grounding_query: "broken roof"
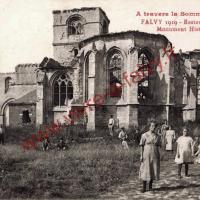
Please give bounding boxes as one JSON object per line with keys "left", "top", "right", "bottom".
{"left": 79, "top": 30, "right": 169, "bottom": 48}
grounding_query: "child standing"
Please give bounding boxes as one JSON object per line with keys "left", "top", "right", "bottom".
{"left": 175, "top": 127, "right": 193, "bottom": 178}
{"left": 118, "top": 127, "right": 129, "bottom": 150}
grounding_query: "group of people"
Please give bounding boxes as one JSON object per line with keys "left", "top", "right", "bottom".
{"left": 42, "top": 136, "right": 68, "bottom": 151}
{"left": 107, "top": 115, "right": 200, "bottom": 193}
{"left": 108, "top": 115, "right": 130, "bottom": 149}
{"left": 108, "top": 115, "right": 167, "bottom": 151}
{"left": 159, "top": 120, "right": 176, "bottom": 152}
{"left": 139, "top": 121, "right": 200, "bottom": 193}
{"left": 0, "top": 124, "right": 69, "bottom": 151}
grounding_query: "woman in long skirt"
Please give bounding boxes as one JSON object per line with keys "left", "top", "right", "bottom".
{"left": 139, "top": 121, "right": 161, "bottom": 192}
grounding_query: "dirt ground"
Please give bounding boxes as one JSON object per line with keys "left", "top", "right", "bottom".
{"left": 100, "top": 159, "right": 200, "bottom": 200}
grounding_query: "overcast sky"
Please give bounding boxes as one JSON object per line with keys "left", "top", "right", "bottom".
{"left": 0, "top": 0, "right": 199, "bottom": 72}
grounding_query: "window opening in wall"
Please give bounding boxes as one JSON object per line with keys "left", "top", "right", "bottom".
{"left": 53, "top": 74, "right": 73, "bottom": 106}
{"left": 22, "top": 109, "right": 31, "bottom": 124}
{"left": 107, "top": 51, "right": 123, "bottom": 98}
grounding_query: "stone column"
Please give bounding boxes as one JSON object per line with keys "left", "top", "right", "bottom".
{"left": 86, "top": 50, "right": 97, "bottom": 131}
{"left": 73, "top": 65, "right": 80, "bottom": 100}
{"left": 188, "top": 61, "right": 197, "bottom": 121}
{"left": 117, "top": 105, "right": 138, "bottom": 129}
{"left": 159, "top": 47, "right": 174, "bottom": 123}
{"left": 117, "top": 47, "right": 139, "bottom": 128}
{"left": 127, "top": 47, "right": 139, "bottom": 105}
{"left": 86, "top": 106, "right": 95, "bottom": 130}
{"left": 182, "top": 60, "right": 197, "bottom": 122}
{"left": 36, "top": 71, "right": 45, "bottom": 126}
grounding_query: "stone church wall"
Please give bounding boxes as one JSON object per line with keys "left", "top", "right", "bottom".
{"left": 1, "top": 7, "right": 200, "bottom": 130}
{"left": 53, "top": 8, "right": 109, "bottom": 64}
{"left": 9, "top": 104, "right": 36, "bottom": 127}
{"left": 15, "top": 64, "right": 37, "bottom": 84}
{"left": 0, "top": 65, "right": 37, "bottom": 126}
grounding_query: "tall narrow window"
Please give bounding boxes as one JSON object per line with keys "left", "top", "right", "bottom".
{"left": 85, "top": 55, "right": 89, "bottom": 101}
{"left": 137, "top": 51, "right": 153, "bottom": 102}
{"left": 107, "top": 50, "right": 123, "bottom": 98}
{"left": 54, "top": 82, "right": 59, "bottom": 106}
{"left": 5, "top": 77, "right": 12, "bottom": 93}
{"left": 53, "top": 74, "right": 73, "bottom": 106}
{"left": 60, "top": 81, "right": 66, "bottom": 105}
{"left": 67, "top": 81, "right": 73, "bottom": 100}
{"left": 69, "top": 22, "right": 76, "bottom": 35}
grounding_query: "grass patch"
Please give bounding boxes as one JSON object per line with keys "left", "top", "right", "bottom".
{"left": 3, "top": 121, "right": 195, "bottom": 199}
{"left": 0, "top": 142, "right": 139, "bottom": 199}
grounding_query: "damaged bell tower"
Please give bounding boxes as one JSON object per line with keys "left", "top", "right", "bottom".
{"left": 52, "top": 7, "right": 110, "bottom": 65}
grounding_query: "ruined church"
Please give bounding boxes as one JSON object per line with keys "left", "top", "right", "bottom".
{"left": 0, "top": 7, "right": 200, "bottom": 130}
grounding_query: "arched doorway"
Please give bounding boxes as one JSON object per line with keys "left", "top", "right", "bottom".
{"left": 1, "top": 98, "right": 15, "bottom": 126}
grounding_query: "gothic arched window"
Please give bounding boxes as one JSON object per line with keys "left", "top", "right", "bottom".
{"left": 53, "top": 74, "right": 73, "bottom": 106}
{"left": 67, "top": 16, "right": 84, "bottom": 35}
{"left": 107, "top": 50, "right": 123, "bottom": 98}
{"left": 5, "top": 77, "right": 12, "bottom": 93}
{"left": 137, "top": 51, "right": 153, "bottom": 102}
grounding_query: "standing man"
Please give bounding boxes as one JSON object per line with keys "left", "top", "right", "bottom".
{"left": 108, "top": 115, "right": 115, "bottom": 136}
{"left": 0, "top": 125, "right": 5, "bottom": 145}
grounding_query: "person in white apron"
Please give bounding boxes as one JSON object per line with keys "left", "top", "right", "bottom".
{"left": 139, "top": 122, "right": 161, "bottom": 192}
{"left": 175, "top": 127, "right": 193, "bottom": 179}
{"left": 165, "top": 125, "right": 176, "bottom": 152}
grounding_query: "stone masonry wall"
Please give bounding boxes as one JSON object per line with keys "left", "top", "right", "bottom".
{"left": 53, "top": 8, "right": 109, "bottom": 64}
{"left": 9, "top": 104, "right": 36, "bottom": 127}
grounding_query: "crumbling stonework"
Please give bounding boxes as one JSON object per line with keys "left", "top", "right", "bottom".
{"left": 0, "top": 7, "right": 200, "bottom": 130}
